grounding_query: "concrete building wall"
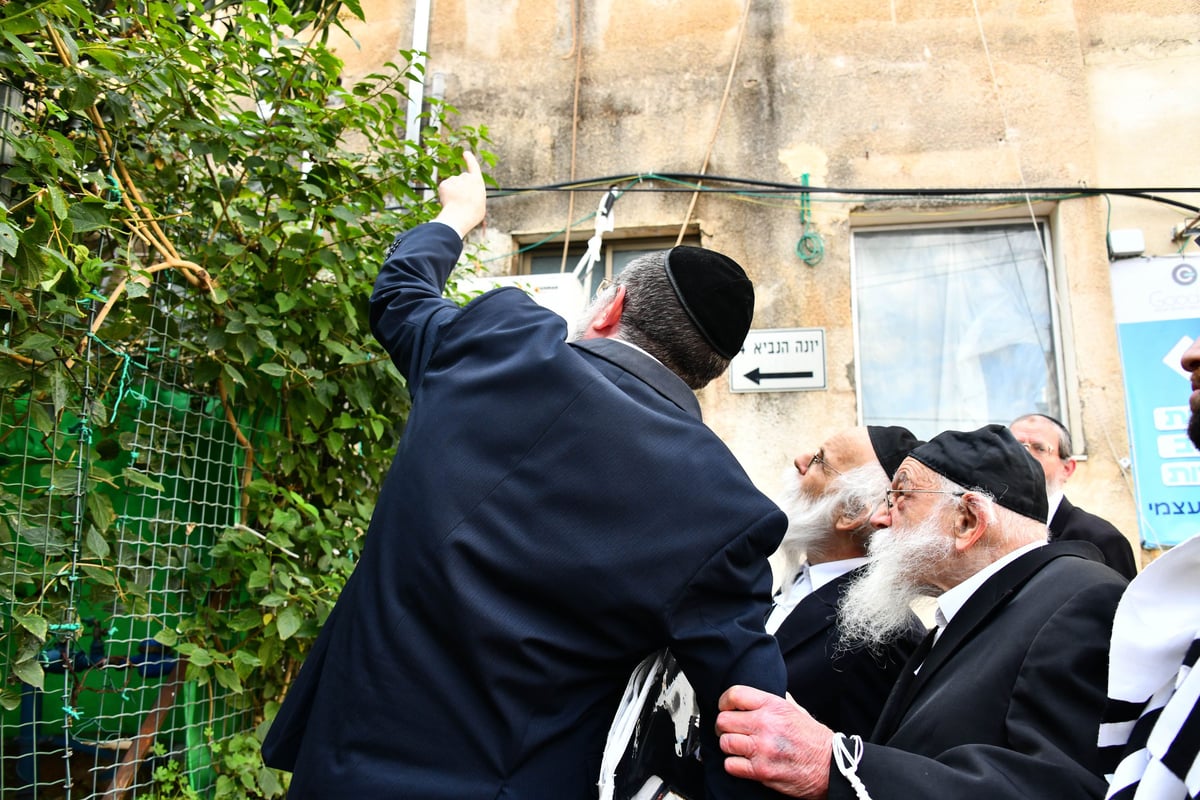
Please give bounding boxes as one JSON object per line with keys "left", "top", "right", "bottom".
{"left": 334, "top": 0, "right": 1200, "bottom": 567}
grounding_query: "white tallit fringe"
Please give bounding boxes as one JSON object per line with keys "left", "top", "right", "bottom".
{"left": 598, "top": 650, "right": 667, "bottom": 800}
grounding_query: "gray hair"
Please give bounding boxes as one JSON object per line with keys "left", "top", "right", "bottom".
{"left": 1011, "top": 413, "right": 1072, "bottom": 459}
{"left": 932, "top": 473, "right": 997, "bottom": 525}
{"left": 833, "top": 462, "right": 891, "bottom": 537}
{"left": 613, "top": 251, "right": 731, "bottom": 390}
{"left": 931, "top": 473, "right": 1047, "bottom": 550}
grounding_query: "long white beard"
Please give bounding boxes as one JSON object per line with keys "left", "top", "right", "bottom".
{"left": 775, "top": 471, "right": 843, "bottom": 557}
{"left": 837, "top": 514, "right": 954, "bottom": 650}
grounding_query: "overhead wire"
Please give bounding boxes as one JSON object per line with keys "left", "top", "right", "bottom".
{"left": 473, "top": 175, "right": 648, "bottom": 265}
{"left": 969, "top": 0, "right": 1063, "bottom": 433}
{"left": 560, "top": 0, "right": 585, "bottom": 273}
{"left": 970, "top": 0, "right": 1043, "bottom": 240}
{"left": 478, "top": 174, "right": 1199, "bottom": 212}
{"left": 675, "top": 0, "right": 753, "bottom": 247}
{"left": 968, "top": 0, "right": 1137, "bottom": 509}
{"left": 444, "top": 175, "right": 1195, "bottom": 268}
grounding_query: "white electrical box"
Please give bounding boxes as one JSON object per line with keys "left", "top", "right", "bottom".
{"left": 1107, "top": 228, "right": 1146, "bottom": 259}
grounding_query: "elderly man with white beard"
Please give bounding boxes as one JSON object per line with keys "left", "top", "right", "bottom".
{"left": 765, "top": 425, "right": 926, "bottom": 737}
{"left": 600, "top": 426, "right": 924, "bottom": 800}
{"left": 715, "top": 424, "right": 1128, "bottom": 800}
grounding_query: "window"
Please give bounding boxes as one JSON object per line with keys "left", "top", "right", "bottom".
{"left": 851, "top": 222, "right": 1063, "bottom": 441}
{"left": 524, "top": 235, "right": 699, "bottom": 299}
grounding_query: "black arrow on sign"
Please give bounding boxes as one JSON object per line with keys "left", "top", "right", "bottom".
{"left": 744, "top": 368, "right": 814, "bottom": 385}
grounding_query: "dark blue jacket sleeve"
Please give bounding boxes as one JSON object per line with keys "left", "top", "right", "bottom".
{"left": 368, "top": 221, "right": 465, "bottom": 386}
{"left": 669, "top": 505, "right": 790, "bottom": 800}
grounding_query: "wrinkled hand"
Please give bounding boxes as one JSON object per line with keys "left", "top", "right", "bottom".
{"left": 432, "top": 152, "right": 486, "bottom": 237}
{"left": 716, "top": 685, "right": 834, "bottom": 799}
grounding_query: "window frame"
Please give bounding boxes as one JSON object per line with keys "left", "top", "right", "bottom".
{"left": 848, "top": 214, "right": 1074, "bottom": 446}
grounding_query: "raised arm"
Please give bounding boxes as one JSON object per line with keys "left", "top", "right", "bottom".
{"left": 368, "top": 153, "right": 487, "bottom": 382}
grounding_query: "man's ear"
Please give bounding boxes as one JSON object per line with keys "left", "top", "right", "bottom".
{"left": 834, "top": 507, "right": 869, "bottom": 534}
{"left": 582, "top": 285, "right": 626, "bottom": 339}
{"left": 1061, "top": 457, "right": 1077, "bottom": 481}
{"left": 953, "top": 494, "right": 988, "bottom": 552}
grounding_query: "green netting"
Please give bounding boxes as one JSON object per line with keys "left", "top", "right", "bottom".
{"left": 2, "top": 270, "right": 263, "bottom": 798}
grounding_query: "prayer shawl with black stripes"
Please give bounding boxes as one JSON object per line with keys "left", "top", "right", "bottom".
{"left": 1099, "top": 534, "right": 1200, "bottom": 799}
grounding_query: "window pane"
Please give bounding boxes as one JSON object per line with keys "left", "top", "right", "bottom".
{"left": 530, "top": 250, "right": 606, "bottom": 297}
{"left": 525, "top": 237, "right": 699, "bottom": 299}
{"left": 854, "top": 224, "right": 1059, "bottom": 441}
{"left": 529, "top": 245, "right": 663, "bottom": 298}
{"left": 610, "top": 250, "right": 643, "bottom": 275}
{"left": 530, "top": 252, "right": 584, "bottom": 274}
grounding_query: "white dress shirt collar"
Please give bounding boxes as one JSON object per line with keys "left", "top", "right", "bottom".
{"left": 766, "top": 556, "right": 869, "bottom": 635}
{"left": 808, "top": 556, "right": 870, "bottom": 593}
{"left": 934, "top": 541, "right": 1046, "bottom": 632}
{"left": 1046, "top": 491, "right": 1064, "bottom": 524}
{"left": 607, "top": 336, "right": 663, "bottom": 365}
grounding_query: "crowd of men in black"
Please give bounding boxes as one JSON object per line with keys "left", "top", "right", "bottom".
{"left": 262, "top": 155, "right": 1198, "bottom": 800}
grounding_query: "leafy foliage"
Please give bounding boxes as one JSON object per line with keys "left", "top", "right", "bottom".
{"left": 1, "top": 0, "right": 489, "bottom": 794}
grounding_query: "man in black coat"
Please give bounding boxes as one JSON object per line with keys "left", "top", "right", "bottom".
{"left": 767, "top": 425, "right": 926, "bottom": 736}
{"left": 604, "top": 427, "right": 924, "bottom": 799}
{"left": 715, "top": 424, "right": 1128, "bottom": 800}
{"left": 261, "top": 154, "right": 789, "bottom": 799}
{"left": 1010, "top": 413, "right": 1138, "bottom": 578}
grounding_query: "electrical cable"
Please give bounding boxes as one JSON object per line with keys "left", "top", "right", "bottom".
{"left": 478, "top": 173, "right": 1199, "bottom": 212}
{"left": 560, "top": 0, "right": 584, "bottom": 273}
{"left": 675, "top": 0, "right": 752, "bottom": 246}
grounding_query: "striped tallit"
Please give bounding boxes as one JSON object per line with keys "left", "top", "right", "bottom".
{"left": 1099, "top": 535, "right": 1200, "bottom": 800}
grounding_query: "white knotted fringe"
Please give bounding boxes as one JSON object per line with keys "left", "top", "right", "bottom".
{"left": 832, "top": 732, "right": 873, "bottom": 800}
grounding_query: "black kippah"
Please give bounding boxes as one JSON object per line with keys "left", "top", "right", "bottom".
{"left": 908, "top": 424, "right": 1048, "bottom": 522}
{"left": 867, "top": 425, "right": 923, "bottom": 479}
{"left": 662, "top": 246, "right": 755, "bottom": 359}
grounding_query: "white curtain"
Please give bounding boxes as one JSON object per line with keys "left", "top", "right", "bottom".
{"left": 854, "top": 224, "right": 1058, "bottom": 441}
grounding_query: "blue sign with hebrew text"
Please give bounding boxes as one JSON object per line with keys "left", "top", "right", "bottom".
{"left": 1110, "top": 257, "right": 1200, "bottom": 548}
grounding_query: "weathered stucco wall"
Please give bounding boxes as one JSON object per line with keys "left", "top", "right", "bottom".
{"left": 335, "top": 0, "right": 1200, "bottom": 566}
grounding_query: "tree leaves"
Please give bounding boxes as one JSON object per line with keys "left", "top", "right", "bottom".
{"left": 1, "top": 1, "right": 490, "bottom": 792}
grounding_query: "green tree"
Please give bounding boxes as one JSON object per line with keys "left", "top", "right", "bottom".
{"left": 0, "top": 0, "right": 489, "bottom": 794}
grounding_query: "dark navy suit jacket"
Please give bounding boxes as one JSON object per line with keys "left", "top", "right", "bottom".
{"left": 261, "top": 222, "right": 788, "bottom": 799}
{"left": 828, "top": 542, "right": 1128, "bottom": 800}
{"left": 774, "top": 567, "right": 923, "bottom": 737}
{"left": 1050, "top": 496, "right": 1138, "bottom": 579}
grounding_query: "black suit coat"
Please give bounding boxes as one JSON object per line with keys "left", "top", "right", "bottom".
{"left": 774, "top": 567, "right": 924, "bottom": 736}
{"left": 828, "top": 541, "right": 1128, "bottom": 800}
{"left": 1050, "top": 496, "right": 1138, "bottom": 579}
{"left": 261, "top": 222, "right": 788, "bottom": 799}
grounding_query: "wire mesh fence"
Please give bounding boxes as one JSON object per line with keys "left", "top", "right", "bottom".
{"left": 2, "top": 267, "right": 260, "bottom": 799}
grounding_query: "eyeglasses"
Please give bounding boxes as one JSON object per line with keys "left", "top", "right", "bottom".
{"left": 884, "top": 488, "right": 966, "bottom": 510}
{"left": 806, "top": 452, "right": 842, "bottom": 477}
{"left": 1018, "top": 440, "right": 1058, "bottom": 458}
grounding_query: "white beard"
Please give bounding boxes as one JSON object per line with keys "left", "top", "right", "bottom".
{"left": 837, "top": 514, "right": 954, "bottom": 650}
{"left": 775, "top": 470, "right": 843, "bottom": 558}
{"left": 566, "top": 310, "right": 591, "bottom": 342}
{"left": 567, "top": 286, "right": 618, "bottom": 342}
{"left": 1044, "top": 473, "right": 1065, "bottom": 499}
